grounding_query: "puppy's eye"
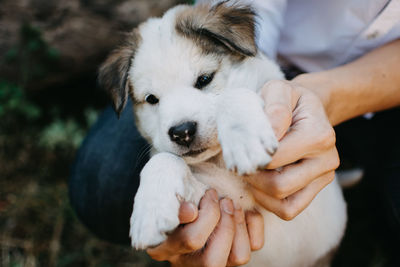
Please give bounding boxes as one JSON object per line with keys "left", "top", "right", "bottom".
{"left": 195, "top": 73, "right": 215, "bottom": 89}
{"left": 145, "top": 94, "right": 159, "bottom": 104}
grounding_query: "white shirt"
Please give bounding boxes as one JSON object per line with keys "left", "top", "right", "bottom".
{"left": 196, "top": 0, "right": 400, "bottom": 72}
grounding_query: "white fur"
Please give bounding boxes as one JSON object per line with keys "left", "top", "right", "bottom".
{"left": 217, "top": 88, "right": 278, "bottom": 175}
{"left": 130, "top": 153, "right": 207, "bottom": 249}
{"left": 128, "top": 5, "right": 347, "bottom": 267}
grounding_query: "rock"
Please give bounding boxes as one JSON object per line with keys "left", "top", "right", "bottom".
{"left": 0, "top": 0, "right": 187, "bottom": 91}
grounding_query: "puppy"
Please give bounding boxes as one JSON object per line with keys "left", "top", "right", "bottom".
{"left": 99, "top": 2, "right": 347, "bottom": 266}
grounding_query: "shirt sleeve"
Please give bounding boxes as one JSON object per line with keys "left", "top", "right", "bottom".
{"left": 195, "top": 0, "right": 287, "bottom": 59}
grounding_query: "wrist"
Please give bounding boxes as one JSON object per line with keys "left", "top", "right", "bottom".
{"left": 292, "top": 72, "right": 338, "bottom": 125}
{"left": 291, "top": 40, "right": 400, "bottom": 126}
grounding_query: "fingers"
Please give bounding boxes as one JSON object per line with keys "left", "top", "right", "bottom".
{"left": 261, "top": 80, "right": 336, "bottom": 170}
{"left": 245, "top": 210, "right": 264, "bottom": 251}
{"left": 171, "top": 198, "right": 237, "bottom": 267}
{"left": 148, "top": 191, "right": 259, "bottom": 266}
{"left": 178, "top": 202, "right": 198, "bottom": 224}
{"left": 147, "top": 189, "right": 220, "bottom": 261}
{"left": 267, "top": 119, "right": 336, "bottom": 169}
{"left": 265, "top": 87, "right": 335, "bottom": 170}
{"left": 257, "top": 80, "right": 339, "bottom": 221}
{"left": 200, "top": 198, "right": 236, "bottom": 267}
{"left": 251, "top": 171, "right": 335, "bottom": 220}
{"left": 246, "top": 148, "right": 340, "bottom": 199}
{"left": 227, "top": 207, "right": 251, "bottom": 266}
{"left": 261, "top": 80, "right": 299, "bottom": 140}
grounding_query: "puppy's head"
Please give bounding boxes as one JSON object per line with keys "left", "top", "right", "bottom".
{"left": 99, "top": 2, "right": 257, "bottom": 163}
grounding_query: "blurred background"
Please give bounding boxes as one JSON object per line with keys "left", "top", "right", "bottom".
{"left": 0, "top": 0, "right": 398, "bottom": 266}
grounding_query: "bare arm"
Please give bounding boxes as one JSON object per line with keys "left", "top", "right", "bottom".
{"left": 294, "top": 39, "right": 400, "bottom": 126}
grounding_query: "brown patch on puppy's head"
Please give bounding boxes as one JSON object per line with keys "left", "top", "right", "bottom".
{"left": 98, "top": 30, "right": 140, "bottom": 116}
{"left": 176, "top": 1, "right": 257, "bottom": 59}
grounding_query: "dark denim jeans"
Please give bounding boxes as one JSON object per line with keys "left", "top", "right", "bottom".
{"left": 69, "top": 100, "right": 149, "bottom": 245}
{"left": 69, "top": 99, "right": 400, "bottom": 246}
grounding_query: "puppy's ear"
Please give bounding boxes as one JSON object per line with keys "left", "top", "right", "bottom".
{"left": 98, "top": 31, "right": 139, "bottom": 116}
{"left": 176, "top": 1, "right": 257, "bottom": 58}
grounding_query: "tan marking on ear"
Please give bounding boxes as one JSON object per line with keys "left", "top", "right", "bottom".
{"left": 175, "top": 2, "right": 257, "bottom": 60}
{"left": 98, "top": 29, "right": 141, "bottom": 116}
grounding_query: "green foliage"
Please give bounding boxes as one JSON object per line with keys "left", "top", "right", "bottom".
{"left": 39, "top": 119, "right": 86, "bottom": 149}
{"left": 39, "top": 109, "right": 99, "bottom": 150}
{"left": 0, "top": 23, "right": 100, "bottom": 151}
{"left": 0, "top": 80, "right": 41, "bottom": 120}
{"left": 0, "top": 23, "right": 62, "bottom": 121}
{"left": 3, "top": 23, "right": 60, "bottom": 87}
{"left": 85, "top": 108, "right": 99, "bottom": 127}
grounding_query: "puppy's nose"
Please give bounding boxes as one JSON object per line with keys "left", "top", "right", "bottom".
{"left": 168, "top": 121, "right": 197, "bottom": 147}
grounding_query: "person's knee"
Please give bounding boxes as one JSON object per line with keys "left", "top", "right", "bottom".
{"left": 69, "top": 165, "right": 133, "bottom": 245}
{"left": 67, "top": 103, "right": 148, "bottom": 245}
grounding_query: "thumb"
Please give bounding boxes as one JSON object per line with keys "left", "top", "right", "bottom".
{"left": 261, "top": 81, "right": 298, "bottom": 140}
{"left": 178, "top": 202, "right": 198, "bottom": 224}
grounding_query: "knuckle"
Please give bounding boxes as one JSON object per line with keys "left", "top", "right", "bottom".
{"left": 315, "top": 127, "right": 336, "bottom": 149}
{"left": 201, "top": 258, "right": 221, "bottom": 267}
{"left": 181, "top": 233, "right": 204, "bottom": 251}
{"left": 265, "top": 79, "right": 288, "bottom": 88}
{"left": 147, "top": 250, "right": 167, "bottom": 262}
{"left": 266, "top": 103, "right": 291, "bottom": 118}
{"left": 280, "top": 210, "right": 296, "bottom": 221}
{"left": 278, "top": 203, "right": 298, "bottom": 221}
{"left": 251, "top": 240, "right": 264, "bottom": 251}
{"left": 331, "top": 154, "right": 340, "bottom": 170}
{"left": 324, "top": 148, "right": 340, "bottom": 171}
{"left": 265, "top": 160, "right": 279, "bottom": 170}
{"left": 261, "top": 80, "right": 289, "bottom": 95}
{"left": 326, "top": 171, "right": 336, "bottom": 183}
{"left": 230, "top": 253, "right": 251, "bottom": 266}
{"left": 269, "top": 176, "right": 289, "bottom": 200}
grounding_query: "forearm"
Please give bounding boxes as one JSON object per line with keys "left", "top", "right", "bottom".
{"left": 293, "top": 39, "right": 400, "bottom": 126}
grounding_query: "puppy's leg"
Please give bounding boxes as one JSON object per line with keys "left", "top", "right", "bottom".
{"left": 130, "top": 152, "right": 207, "bottom": 249}
{"left": 217, "top": 88, "right": 278, "bottom": 175}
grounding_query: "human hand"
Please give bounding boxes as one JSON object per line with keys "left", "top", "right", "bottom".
{"left": 146, "top": 189, "right": 264, "bottom": 267}
{"left": 245, "top": 80, "right": 339, "bottom": 220}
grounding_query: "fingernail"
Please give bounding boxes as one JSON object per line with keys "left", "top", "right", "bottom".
{"left": 221, "top": 198, "right": 234, "bottom": 215}
{"left": 208, "top": 189, "right": 219, "bottom": 203}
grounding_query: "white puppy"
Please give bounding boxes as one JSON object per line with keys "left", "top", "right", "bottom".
{"left": 99, "top": 2, "right": 347, "bottom": 266}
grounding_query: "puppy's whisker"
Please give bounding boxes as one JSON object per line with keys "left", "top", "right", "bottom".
{"left": 134, "top": 144, "right": 153, "bottom": 170}
{"left": 139, "top": 144, "right": 153, "bottom": 160}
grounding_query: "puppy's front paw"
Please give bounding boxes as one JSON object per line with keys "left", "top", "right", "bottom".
{"left": 218, "top": 90, "right": 278, "bottom": 175}
{"left": 221, "top": 116, "right": 277, "bottom": 175}
{"left": 130, "top": 191, "right": 181, "bottom": 249}
{"left": 129, "top": 153, "right": 203, "bottom": 250}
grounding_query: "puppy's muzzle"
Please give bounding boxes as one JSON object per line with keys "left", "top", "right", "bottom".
{"left": 168, "top": 121, "right": 197, "bottom": 147}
